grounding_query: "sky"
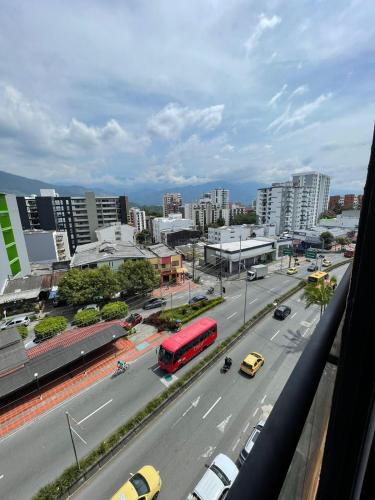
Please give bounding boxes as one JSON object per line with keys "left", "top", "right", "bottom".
{"left": 0, "top": 0, "right": 374, "bottom": 195}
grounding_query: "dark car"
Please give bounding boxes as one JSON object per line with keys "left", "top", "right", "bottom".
{"left": 307, "top": 264, "right": 318, "bottom": 272}
{"left": 122, "top": 313, "right": 143, "bottom": 330}
{"left": 188, "top": 294, "right": 208, "bottom": 305}
{"left": 143, "top": 298, "right": 167, "bottom": 310}
{"left": 274, "top": 304, "right": 292, "bottom": 320}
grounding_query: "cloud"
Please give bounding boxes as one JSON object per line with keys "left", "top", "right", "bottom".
{"left": 289, "top": 85, "right": 309, "bottom": 100}
{"left": 267, "top": 93, "right": 332, "bottom": 132}
{"left": 135, "top": 164, "right": 211, "bottom": 186}
{"left": 244, "top": 13, "right": 282, "bottom": 52}
{"left": 268, "top": 84, "right": 288, "bottom": 106}
{"left": 147, "top": 103, "right": 224, "bottom": 140}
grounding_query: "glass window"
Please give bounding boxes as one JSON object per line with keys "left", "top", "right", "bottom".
{"left": 129, "top": 473, "right": 150, "bottom": 495}
{"left": 210, "top": 464, "right": 230, "bottom": 486}
{"left": 159, "top": 347, "right": 174, "bottom": 364}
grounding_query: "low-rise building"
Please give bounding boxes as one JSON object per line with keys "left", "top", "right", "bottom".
{"left": 95, "top": 223, "right": 136, "bottom": 244}
{"left": 318, "top": 210, "right": 360, "bottom": 231}
{"left": 152, "top": 213, "right": 194, "bottom": 243}
{"left": 24, "top": 230, "right": 71, "bottom": 264}
{"left": 160, "top": 229, "right": 201, "bottom": 247}
{"left": 147, "top": 244, "right": 185, "bottom": 284}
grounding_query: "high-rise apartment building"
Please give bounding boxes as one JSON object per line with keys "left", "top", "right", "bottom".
{"left": 328, "top": 194, "right": 362, "bottom": 211}
{"left": 163, "top": 193, "right": 182, "bottom": 217}
{"left": 211, "top": 188, "right": 229, "bottom": 208}
{"left": 16, "top": 191, "right": 129, "bottom": 253}
{"left": 256, "top": 172, "right": 331, "bottom": 234}
{"left": 129, "top": 207, "right": 146, "bottom": 232}
{"left": 0, "top": 193, "right": 31, "bottom": 293}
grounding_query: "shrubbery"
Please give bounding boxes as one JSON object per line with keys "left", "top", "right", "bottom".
{"left": 17, "top": 325, "right": 28, "bottom": 339}
{"left": 73, "top": 309, "right": 100, "bottom": 327}
{"left": 34, "top": 316, "right": 67, "bottom": 340}
{"left": 101, "top": 301, "right": 128, "bottom": 320}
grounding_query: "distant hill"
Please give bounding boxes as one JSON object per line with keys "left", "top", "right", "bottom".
{"left": 0, "top": 169, "right": 263, "bottom": 204}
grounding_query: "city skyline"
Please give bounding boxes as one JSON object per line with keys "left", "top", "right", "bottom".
{"left": 0, "top": 1, "right": 373, "bottom": 194}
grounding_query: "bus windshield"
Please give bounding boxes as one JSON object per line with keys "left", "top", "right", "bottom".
{"left": 308, "top": 272, "right": 328, "bottom": 283}
{"left": 158, "top": 346, "right": 174, "bottom": 364}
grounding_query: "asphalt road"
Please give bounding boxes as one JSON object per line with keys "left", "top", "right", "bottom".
{"left": 0, "top": 257, "right": 347, "bottom": 499}
{"left": 72, "top": 263, "right": 349, "bottom": 500}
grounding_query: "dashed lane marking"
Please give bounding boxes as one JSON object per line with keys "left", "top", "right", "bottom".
{"left": 291, "top": 312, "right": 297, "bottom": 319}
{"left": 226, "top": 312, "right": 238, "bottom": 320}
{"left": 261, "top": 394, "right": 267, "bottom": 404}
{"left": 253, "top": 407, "right": 259, "bottom": 417}
{"left": 243, "top": 422, "right": 250, "bottom": 433}
{"left": 232, "top": 438, "right": 241, "bottom": 452}
{"left": 249, "top": 298, "right": 258, "bottom": 305}
{"left": 202, "top": 397, "right": 222, "bottom": 419}
{"left": 270, "top": 330, "right": 280, "bottom": 341}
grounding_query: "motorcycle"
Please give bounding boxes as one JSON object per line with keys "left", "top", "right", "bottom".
{"left": 221, "top": 357, "right": 232, "bottom": 373}
{"left": 207, "top": 287, "right": 214, "bottom": 295}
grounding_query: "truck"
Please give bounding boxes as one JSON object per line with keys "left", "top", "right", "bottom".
{"left": 247, "top": 264, "right": 268, "bottom": 281}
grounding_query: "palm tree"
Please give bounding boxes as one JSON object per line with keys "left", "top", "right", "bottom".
{"left": 303, "top": 280, "right": 335, "bottom": 317}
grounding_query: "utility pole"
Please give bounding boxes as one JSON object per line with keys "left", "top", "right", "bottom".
{"left": 243, "top": 276, "right": 248, "bottom": 325}
{"left": 65, "top": 412, "right": 80, "bottom": 470}
{"left": 170, "top": 293, "right": 173, "bottom": 310}
{"left": 238, "top": 235, "right": 242, "bottom": 280}
{"left": 188, "top": 280, "right": 191, "bottom": 304}
{"left": 192, "top": 241, "right": 196, "bottom": 281}
{"left": 220, "top": 237, "right": 223, "bottom": 297}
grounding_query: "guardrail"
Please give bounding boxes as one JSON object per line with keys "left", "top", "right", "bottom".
{"left": 33, "top": 259, "right": 350, "bottom": 500}
{"left": 227, "top": 264, "right": 352, "bottom": 500}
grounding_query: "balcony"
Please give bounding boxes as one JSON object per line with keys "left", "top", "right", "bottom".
{"left": 227, "top": 128, "right": 375, "bottom": 500}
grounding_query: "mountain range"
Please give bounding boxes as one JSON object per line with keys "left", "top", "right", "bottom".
{"left": 0, "top": 169, "right": 263, "bottom": 205}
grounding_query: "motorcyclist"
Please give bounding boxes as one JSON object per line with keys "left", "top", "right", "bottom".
{"left": 117, "top": 360, "right": 127, "bottom": 371}
{"left": 224, "top": 356, "right": 232, "bottom": 369}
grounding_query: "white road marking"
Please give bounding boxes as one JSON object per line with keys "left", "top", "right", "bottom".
{"left": 301, "top": 320, "right": 312, "bottom": 328}
{"left": 261, "top": 394, "right": 267, "bottom": 404}
{"left": 202, "top": 397, "right": 222, "bottom": 419}
{"left": 226, "top": 312, "right": 238, "bottom": 320}
{"left": 71, "top": 427, "right": 87, "bottom": 445}
{"left": 270, "top": 330, "right": 280, "bottom": 341}
{"left": 252, "top": 407, "right": 259, "bottom": 417}
{"left": 217, "top": 414, "right": 232, "bottom": 433}
{"left": 249, "top": 298, "right": 258, "bottom": 305}
{"left": 160, "top": 374, "right": 179, "bottom": 387}
{"left": 302, "top": 328, "right": 310, "bottom": 338}
{"left": 201, "top": 446, "right": 216, "bottom": 459}
{"left": 77, "top": 399, "right": 113, "bottom": 425}
{"left": 313, "top": 316, "right": 320, "bottom": 323}
{"left": 270, "top": 287, "right": 275, "bottom": 292}
{"left": 232, "top": 438, "right": 241, "bottom": 452}
{"left": 291, "top": 312, "right": 297, "bottom": 319}
{"left": 243, "top": 422, "right": 250, "bottom": 433}
{"left": 0, "top": 474, "right": 4, "bottom": 480}
{"left": 231, "top": 294, "right": 242, "bottom": 300}
{"left": 172, "top": 396, "right": 201, "bottom": 428}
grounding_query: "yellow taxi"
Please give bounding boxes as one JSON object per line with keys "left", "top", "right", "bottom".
{"left": 287, "top": 267, "right": 298, "bottom": 275}
{"left": 240, "top": 352, "right": 265, "bottom": 377}
{"left": 111, "top": 465, "right": 161, "bottom": 500}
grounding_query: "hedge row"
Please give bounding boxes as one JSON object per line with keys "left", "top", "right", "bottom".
{"left": 73, "top": 309, "right": 101, "bottom": 327}
{"left": 101, "top": 301, "right": 128, "bottom": 320}
{"left": 32, "top": 284, "right": 303, "bottom": 500}
{"left": 34, "top": 316, "right": 68, "bottom": 340}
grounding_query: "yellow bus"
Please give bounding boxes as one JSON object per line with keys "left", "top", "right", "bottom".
{"left": 307, "top": 271, "right": 329, "bottom": 284}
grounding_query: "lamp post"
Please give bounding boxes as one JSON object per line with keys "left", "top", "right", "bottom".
{"left": 243, "top": 275, "right": 249, "bottom": 325}
{"left": 65, "top": 412, "right": 80, "bottom": 470}
{"left": 34, "top": 372, "right": 41, "bottom": 400}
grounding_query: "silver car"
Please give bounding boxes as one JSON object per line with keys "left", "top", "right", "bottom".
{"left": 0, "top": 315, "right": 30, "bottom": 330}
{"left": 239, "top": 419, "right": 266, "bottom": 466}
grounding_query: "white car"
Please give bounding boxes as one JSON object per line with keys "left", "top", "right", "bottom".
{"left": 0, "top": 315, "right": 30, "bottom": 330}
{"left": 239, "top": 419, "right": 266, "bottom": 466}
{"left": 186, "top": 453, "right": 238, "bottom": 500}
{"left": 77, "top": 304, "right": 99, "bottom": 313}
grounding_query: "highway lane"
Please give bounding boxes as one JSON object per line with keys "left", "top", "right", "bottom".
{"left": 73, "top": 266, "right": 349, "bottom": 500}
{"left": 0, "top": 257, "right": 347, "bottom": 499}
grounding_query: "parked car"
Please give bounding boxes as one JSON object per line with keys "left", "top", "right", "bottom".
{"left": 307, "top": 264, "right": 318, "bottom": 272}
{"left": 110, "top": 465, "right": 161, "bottom": 500}
{"left": 0, "top": 315, "right": 30, "bottom": 330}
{"left": 287, "top": 267, "right": 298, "bottom": 275}
{"left": 186, "top": 453, "right": 238, "bottom": 500}
{"left": 122, "top": 313, "right": 143, "bottom": 330}
{"left": 189, "top": 294, "right": 208, "bottom": 305}
{"left": 143, "top": 297, "right": 167, "bottom": 310}
{"left": 77, "top": 304, "right": 99, "bottom": 313}
{"left": 273, "top": 304, "right": 291, "bottom": 320}
{"left": 322, "top": 258, "right": 332, "bottom": 267}
{"left": 239, "top": 419, "right": 266, "bottom": 466}
{"left": 186, "top": 272, "right": 193, "bottom": 279}
{"left": 240, "top": 352, "right": 265, "bottom": 377}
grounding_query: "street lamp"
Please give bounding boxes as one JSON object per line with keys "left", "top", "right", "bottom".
{"left": 243, "top": 275, "right": 249, "bottom": 325}
{"left": 65, "top": 412, "right": 80, "bottom": 470}
{"left": 34, "top": 372, "right": 41, "bottom": 400}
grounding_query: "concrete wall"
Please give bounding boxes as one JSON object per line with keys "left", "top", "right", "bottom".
{"left": 24, "top": 231, "right": 57, "bottom": 263}
{"left": 85, "top": 192, "right": 99, "bottom": 242}
{"left": 6, "top": 195, "right": 31, "bottom": 276}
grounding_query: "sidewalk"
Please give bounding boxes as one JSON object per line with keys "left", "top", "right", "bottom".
{"left": 0, "top": 328, "right": 170, "bottom": 437}
{"left": 151, "top": 280, "right": 198, "bottom": 298}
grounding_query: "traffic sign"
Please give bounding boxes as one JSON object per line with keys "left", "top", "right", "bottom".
{"left": 305, "top": 250, "right": 317, "bottom": 258}
{"left": 283, "top": 247, "right": 293, "bottom": 256}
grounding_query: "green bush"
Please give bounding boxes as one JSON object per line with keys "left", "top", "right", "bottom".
{"left": 73, "top": 309, "right": 100, "bottom": 327}
{"left": 101, "top": 301, "right": 128, "bottom": 320}
{"left": 34, "top": 316, "right": 67, "bottom": 340}
{"left": 17, "top": 325, "right": 28, "bottom": 339}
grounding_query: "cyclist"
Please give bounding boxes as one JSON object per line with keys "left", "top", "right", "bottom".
{"left": 117, "top": 360, "right": 127, "bottom": 371}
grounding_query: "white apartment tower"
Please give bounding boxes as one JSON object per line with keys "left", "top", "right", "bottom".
{"left": 211, "top": 188, "right": 229, "bottom": 208}
{"left": 163, "top": 193, "right": 182, "bottom": 217}
{"left": 256, "top": 172, "right": 331, "bottom": 234}
{"left": 129, "top": 207, "right": 146, "bottom": 232}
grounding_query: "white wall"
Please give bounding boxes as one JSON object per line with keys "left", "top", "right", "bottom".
{"left": 153, "top": 215, "right": 194, "bottom": 243}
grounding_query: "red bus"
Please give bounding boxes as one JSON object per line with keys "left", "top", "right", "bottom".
{"left": 158, "top": 317, "right": 218, "bottom": 373}
{"left": 344, "top": 249, "right": 355, "bottom": 258}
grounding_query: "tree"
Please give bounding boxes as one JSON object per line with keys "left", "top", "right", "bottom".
{"left": 303, "top": 280, "right": 335, "bottom": 317}
{"left": 320, "top": 231, "right": 334, "bottom": 249}
{"left": 117, "top": 260, "right": 160, "bottom": 295}
{"left": 216, "top": 216, "right": 226, "bottom": 227}
{"left": 136, "top": 230, "right": 151, "bottom": 245}
{"left": 58, "top": 267, "right": 119, "bottom": 306}
{"left": 232, "top": 212, "right": 256, "bottom": 225}
{"left": 335, "top": 236, "right": 351, "bottom": 251}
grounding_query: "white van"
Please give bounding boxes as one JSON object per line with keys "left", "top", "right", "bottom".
{"left": 0, "top": 315, "right": 30, "bottom": 330}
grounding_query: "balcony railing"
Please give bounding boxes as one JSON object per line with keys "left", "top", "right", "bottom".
{"left": 227, "top": 265, "right": 351, "bottom": 500}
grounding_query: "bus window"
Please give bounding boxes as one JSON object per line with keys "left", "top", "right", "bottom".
{"left": 308, "top": 271, "right": 328, "bottom": 283}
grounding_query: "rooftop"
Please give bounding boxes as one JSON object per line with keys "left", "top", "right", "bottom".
{"left": 71, "top": 240, "right": 154, "bottom": 267}
{"left": 206, "top": 239, "right": 273, "bottom": 252}
{"left": 148, "top": 243, "right": 178, "bottom": 257}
